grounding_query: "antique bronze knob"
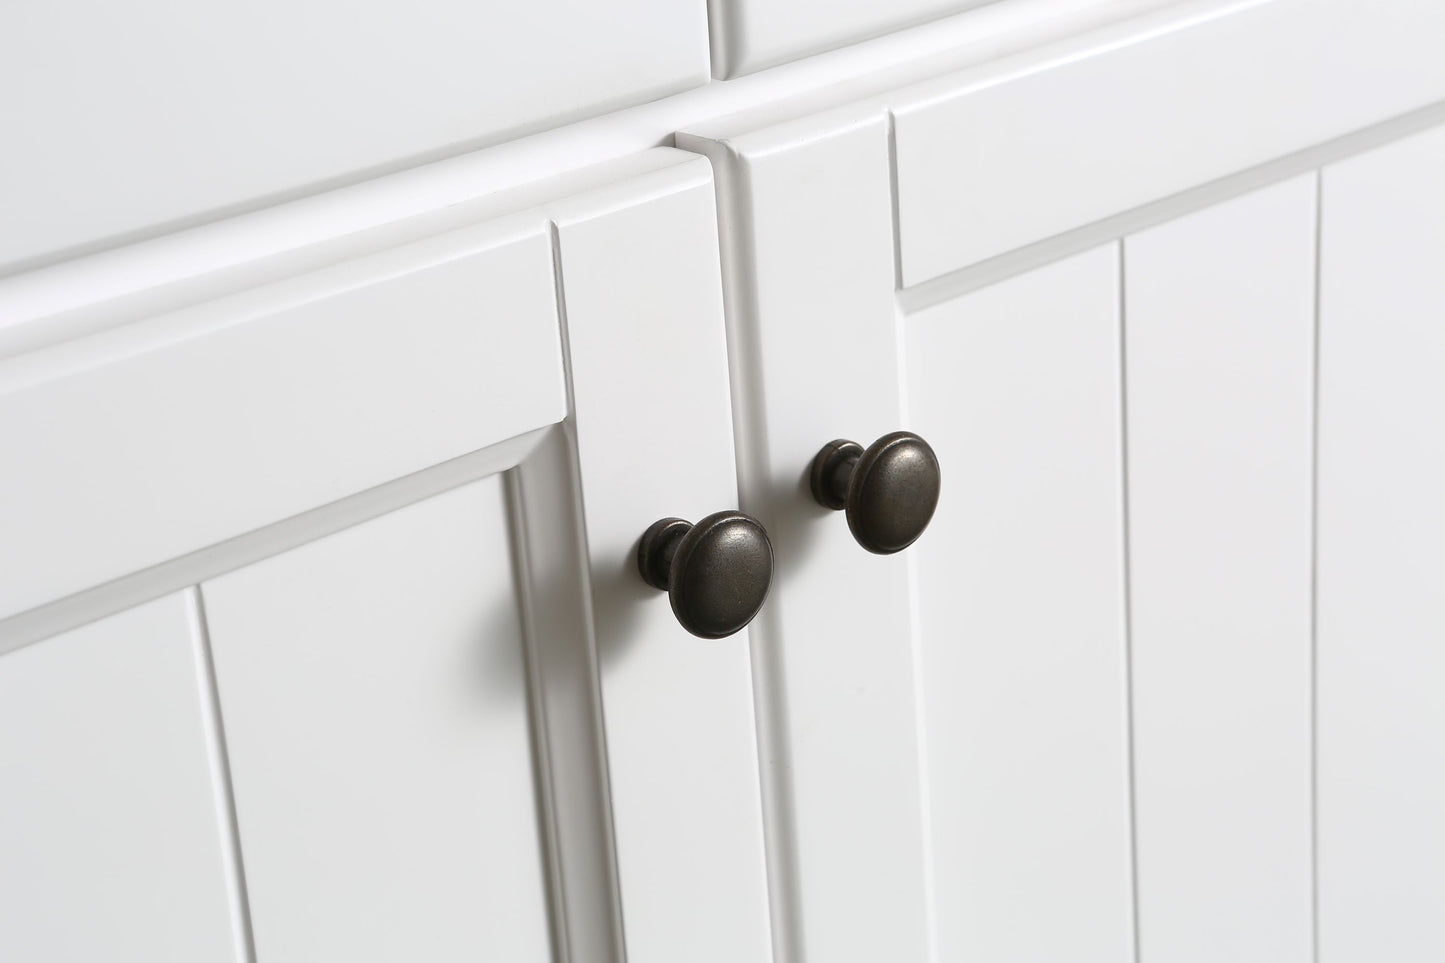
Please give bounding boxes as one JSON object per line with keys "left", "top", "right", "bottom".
{"left": 637, "top": 511, "right": 774, "bottom": 639}
{"left": 809, "top": 431, "right": 941, "bottom": 554}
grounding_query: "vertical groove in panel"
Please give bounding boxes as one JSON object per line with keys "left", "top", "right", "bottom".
{"left": 1116, "top": 239, "right": 1143, "bottom": 963}
{"left": 187, "top": 586, "right": 257, "bottom": 963}
{"left": 1307, "top": 171, "right": 1323, "bottom": 963}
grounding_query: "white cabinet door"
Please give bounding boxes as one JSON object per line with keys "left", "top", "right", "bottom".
{"left": 0, "top": 149, "right": 770, "bottom": 963}
{"left": 681, "top": 5, "right": 1445, "bottom": 958}
{"left": 0, "top": 592, "right": 246, "bottom": 962}
{"left": 1316, "top": 124, "right": 1445, "bottom": 962}
{"left": 685, "top": 114, "right": 1134, "bottom": 962}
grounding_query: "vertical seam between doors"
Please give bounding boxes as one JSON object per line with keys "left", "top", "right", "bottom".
{"left": 1308, "top": 168, "right": 1324, "bottom": 963}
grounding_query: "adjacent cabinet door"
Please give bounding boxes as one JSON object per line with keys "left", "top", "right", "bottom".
{"left": 681, "top": 42, "right": 1445, "bottom": 963}
{"left": 0, "top": 150, "right": 771, "bottom": 963}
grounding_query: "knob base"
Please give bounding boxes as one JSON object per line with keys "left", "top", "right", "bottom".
{"left": 637, "top": 517, "right": 691, "bottom": 591}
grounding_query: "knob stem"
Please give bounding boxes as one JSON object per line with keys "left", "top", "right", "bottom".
{"left": 638, "top": 517, "right": 691, "bottom": 590}
{"left": 810, "top": 439, "right": 864, "bottom": 511}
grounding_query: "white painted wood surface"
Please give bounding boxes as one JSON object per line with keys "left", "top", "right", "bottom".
{"left": 0, "top": 0, "right": 708, "bottom": 273}
{"left": 201, "top": 476, "right": 555, "bottom": 963}
{"left": 552, "top": 152, "right": 774, "bottom": 963}
{"left": 0, "top": 592, "right": 245, "bottom": 961}
{"left": 907, "top": 245, "right": 1136, "bottom": 963}
{"left": 892, "top": 0, "right": 1445, "bottom": 283}
{"left": 0, "top": 217, "right": 565, "bottom": 620}
{"left": 1317, "top": 124, "right": 1445, "bottom": 962}
{"left": 1125, "top": 177, "right": 1317, "bottom": 963}
{"left": 680, "top": 115, "right": 933, "bottom": 963}
{"left": 710, "top": 0, "right": 995, "bottom": 77}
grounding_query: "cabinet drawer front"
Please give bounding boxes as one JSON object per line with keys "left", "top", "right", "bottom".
{"left": 0, "top": 0, "right": 708, "bottom": 273}
{"left": 711, "top": 0, "right": 996, "bottom": 77}
{"left": 0, "top": 219, "right": 566, "bottom": 620}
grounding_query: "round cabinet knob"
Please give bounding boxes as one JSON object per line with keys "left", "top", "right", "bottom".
{"left": 809, "top": 430, "right": 941, "bottom": 554}
{"left": 637, "top": 511, "right": 774, "bottom": 639}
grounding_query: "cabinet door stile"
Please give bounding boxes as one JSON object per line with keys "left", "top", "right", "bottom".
{"left": 685, "top": 113, "right": 933, "bottom": 963}
{"left": 549, "top": 153, "right": 775, "bottom": 963}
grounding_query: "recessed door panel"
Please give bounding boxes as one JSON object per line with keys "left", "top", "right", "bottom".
{"left": 202, "top": 476, "right": 555, "bottom": 963}
{"left": 906, "top": 245, "right": 1135, "bottom": 963}
{"left": 0, "top": 592, "right": 245, "bottom": 962}
{"left": 1317, "top": 124, "right": 1445, "bottom": 962}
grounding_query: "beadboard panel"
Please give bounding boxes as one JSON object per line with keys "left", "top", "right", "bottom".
{"left": 202, "top": 477, "right": 554, "bottom": 963}
{"left": 0, "top": 592, "right": 245, "bottom": 962}
{"left": 1125, "top": 176, "right": 1316, "bottom": 963}
{"left": 893, "top": 0, "right": 1445, "bottom": 284}
{"left": 0, "top": 217, "right": 565, "bottom": 620}
{"left": 1317, "top": 124, "right": 1445, "bottom": 962}
{"left": 906, "top": 245, "right": 1135, "bottom": 963}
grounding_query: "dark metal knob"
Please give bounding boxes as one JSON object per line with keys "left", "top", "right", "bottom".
{"left": 637, "top": 511, "right": 774, "bottom": 639}
{"left": 809, "top": 431, "right": 941, "bottom": 554}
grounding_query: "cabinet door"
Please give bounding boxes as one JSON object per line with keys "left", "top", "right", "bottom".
{"left": 682, "top": 27, "right": 1441, "bottom": 955}
{"left": 0, "top": 149, "right": 769, "bottom": 963}
{"left": 687, "top": 114, "right": 1133, "bottom": 962}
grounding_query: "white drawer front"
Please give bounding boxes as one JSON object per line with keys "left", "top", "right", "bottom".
{"left": 0, "top": 0, "right": 709, "bottom": 273}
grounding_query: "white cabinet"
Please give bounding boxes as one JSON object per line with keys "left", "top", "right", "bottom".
{"left": 4, "top": 2, "right": 1445, "bottom": 961}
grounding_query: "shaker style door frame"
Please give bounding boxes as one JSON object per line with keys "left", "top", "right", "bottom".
{"left": 0, "top": 149, "right": 772, "bottom": 963}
